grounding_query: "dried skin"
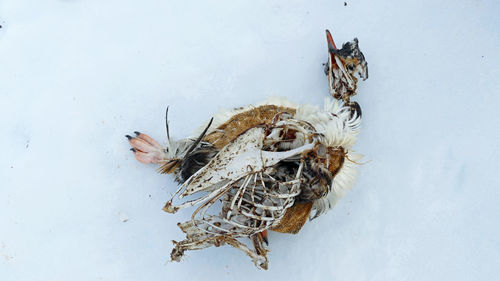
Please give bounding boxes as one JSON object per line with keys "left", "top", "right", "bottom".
{"left": 270, "top": 202, "right": 313, "bottom": 234}
{"left": 204, "top": 105, "right": 296, "bottom": 149}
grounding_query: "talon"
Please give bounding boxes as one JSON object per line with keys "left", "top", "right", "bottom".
{"left": 127, "top": 131, "right": 167, "bottom": 164}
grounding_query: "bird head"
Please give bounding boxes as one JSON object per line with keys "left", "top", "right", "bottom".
{"left": 324, "top": 29, "right": 368, "bottom": 102}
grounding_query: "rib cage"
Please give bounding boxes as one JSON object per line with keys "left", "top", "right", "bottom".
{"left": 171, "top": 168, "right": 303, "bottom": 268}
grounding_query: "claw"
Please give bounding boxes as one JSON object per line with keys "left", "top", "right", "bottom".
{"left": 127, "top": 132, "right": 167, "bottom": 164}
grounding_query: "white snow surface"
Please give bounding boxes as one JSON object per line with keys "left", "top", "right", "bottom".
{"left": 1, "top": 0, "right": 499, "bottom": 280}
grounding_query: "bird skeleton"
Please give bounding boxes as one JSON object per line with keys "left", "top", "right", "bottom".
{"left": 126, "top": 30, "right": 368, "bottom": 269}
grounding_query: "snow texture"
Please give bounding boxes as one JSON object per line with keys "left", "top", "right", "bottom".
{"left": 1, "top": 0, "right": 499, "bottom": 280}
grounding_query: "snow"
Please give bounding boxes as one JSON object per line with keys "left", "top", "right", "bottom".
{"left": 1, "top": 0, "right": 499, "bottom": 280}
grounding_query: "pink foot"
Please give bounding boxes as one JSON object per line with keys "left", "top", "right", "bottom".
{"left": 126, "top": 132, "right": 167, "bottom": 164}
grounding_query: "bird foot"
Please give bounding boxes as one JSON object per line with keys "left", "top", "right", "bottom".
{"left": 126, "top": 132, "right": 167, "bottom": 164}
